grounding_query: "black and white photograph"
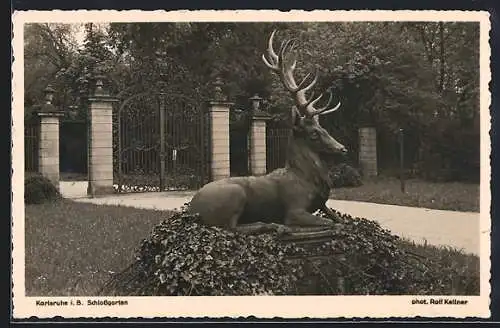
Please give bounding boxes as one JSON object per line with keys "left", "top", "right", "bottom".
{"left": 11, "top": 10, "right": 491, "bottom": 319}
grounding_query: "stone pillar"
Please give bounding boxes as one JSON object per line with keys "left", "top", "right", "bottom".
{"left": 250, "top": 112, "right": 271, "bottom": 176}
{"left": 207, "top": 77, "right": 233, "bottom": 181}
{"left": 87, "top": 76, "right": 117, "bottom": 196}
{"left": 358, "top": 127, "right": 378, "bottom": 177}
{"left": 36, "top": 85, "right": 64, "bottom": 190}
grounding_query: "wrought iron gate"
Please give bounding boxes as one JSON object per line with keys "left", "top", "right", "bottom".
{"left": 266, "top": 124, "right": 291, "bottom": 173}
{"left": 25, "top": 118, "right": 39, "bottom": 173}
{"left": 114, "top": 92, "right": 210, "bottom": 193}
{"left": 230, "top": 121, "right": 250, "bottom": 176}
{"left": 60, "top": 119, "right": 88, "bottom": 180}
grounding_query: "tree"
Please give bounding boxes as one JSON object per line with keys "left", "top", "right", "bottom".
{"left": 402, "top": 22, "right": 480, "bottom": 122}
{"left": 53, "top": 23, "right": 119, "bottom": 119}
{"left": 23, "top": 21, "right": 478, "bottom": 181}
{"left": 24, "top": 23, "right": 79, "bottom": 118}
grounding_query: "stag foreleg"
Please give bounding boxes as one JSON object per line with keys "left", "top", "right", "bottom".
{"left": 320, "top": 204, "right": 341, "bottom": 222}
{"left": 285, "top": 209, "right": 337, "bottom": 227}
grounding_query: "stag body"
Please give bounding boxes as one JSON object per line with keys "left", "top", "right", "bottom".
{"left": 189, "top": 30, "right": 346, "bottom": 229}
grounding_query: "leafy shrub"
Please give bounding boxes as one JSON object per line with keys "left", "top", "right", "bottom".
{"left": 329, "top": 163, "right": 363, "bottom": 188}
{"left": 295, "top": 211, "right": 478, "bottom": 295}
{"left": 25, "top": 173, "right": 61, "bottom": 204}
{"left": 417, "top": 119, "right": 480, "bottom": 183}
{"left": 99, "top": 206, "right": 478, "bottom": 296}
{"left": 100, "top": 209, "right": 303, "bottom": 296}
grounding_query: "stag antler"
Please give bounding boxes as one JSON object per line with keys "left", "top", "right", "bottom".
{"left": 262, "top": 30, "right": 341, "bottom": 118}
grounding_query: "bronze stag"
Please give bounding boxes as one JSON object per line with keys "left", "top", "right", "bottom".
{"left": 189, "top": 30, "right": 347, "bottom": 230}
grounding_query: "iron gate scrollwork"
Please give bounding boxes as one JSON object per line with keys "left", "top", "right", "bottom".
{"left": 266, "top": 123, "right": 291, "bottom": 173}
{"left": 114, "top": 92, "right": 209, "bottom": 193}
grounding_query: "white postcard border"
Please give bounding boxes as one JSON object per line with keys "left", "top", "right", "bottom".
{"left": 11, "top": 9, "right": 492, "bottom": 319}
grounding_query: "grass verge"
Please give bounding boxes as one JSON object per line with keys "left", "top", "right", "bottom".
{"left": 331, "top": 176, "right": 479, "bottom": 212}
{"left": 25, "top": 199, "right": 171, "bottom": 296}
{"left": 25, "top": 200, "right": 479, "bottom": 296}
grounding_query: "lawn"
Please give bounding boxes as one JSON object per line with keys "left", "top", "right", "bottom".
{"left": 25, "top": 199, "right": 479, "bottom": 296}
{"left": 25, "top": 200, "right": 171, "bottom": 296}
{"left": 331, "top": 177, "right": 480, "bottom": 212}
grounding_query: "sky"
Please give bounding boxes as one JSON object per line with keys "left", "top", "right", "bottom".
{"left": 71, "top": 23, "right": 109, "bottom": 47}
{"left": 74, "top": 25, "right": 85, "bottom": 46}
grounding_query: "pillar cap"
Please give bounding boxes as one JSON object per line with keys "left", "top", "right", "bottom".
{"left": 251, "top": 110, "right": 272, "bottom": 120}
{"left": 88, "top": 95, "right": 119, "bottom": 103}
{"left": 207, "top": 100, "right": 234, "bottom": 107}
{"left": 36, "top": 103, "right": 64, "bottom": 117}
{"left": 37, "top": 111, "right": 65, "bottom": 118}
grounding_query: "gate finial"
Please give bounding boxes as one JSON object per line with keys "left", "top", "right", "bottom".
{"left": 212, "top": 77, "right": 227, "bottom": 102}
{"left": 93, "top": 75, "right": 109, "bottom": 97}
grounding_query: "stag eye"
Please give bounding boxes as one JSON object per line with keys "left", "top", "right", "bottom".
{"left": 310, "top": 131, "right": 319, "bottom": 139}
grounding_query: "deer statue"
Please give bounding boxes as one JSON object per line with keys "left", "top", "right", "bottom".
{"left": 188, "top": 30, "right": 347, "bottom": 232}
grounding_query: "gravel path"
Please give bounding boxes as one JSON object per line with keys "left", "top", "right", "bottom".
{"left": 60, "top": 181, "right": 481, "bottom": 255}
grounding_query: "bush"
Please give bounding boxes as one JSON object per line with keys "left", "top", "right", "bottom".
{"left": 417, "top": 119, "right": 480, "bottom": 183}
{"left": 329, "top": 163, "right": 363, "bottom": 188}
{"left": 295, "top": 211, "right": 478, "bottom": 295}
{"left": 100, "top": 209, "right": 303, "bottom": 296}
{"left": 25, "top": 173, "right": 61, "bottom": 204}
{"left": 99, "top": 206, "right": 478, "bottom": 296}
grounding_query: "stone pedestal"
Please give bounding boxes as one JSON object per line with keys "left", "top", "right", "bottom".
{"left": 359, "top": 127, "right": 378, "bottom": 177}
{"left": 37, "top": 111, "right": 64, "bottom": 190}
{"left": 250, "top": 112, "right": 271, "bottom": 175}
{"left": 207, "top": 101, "right": 232, "bottom": 181}
{"left": 87, "top": 79, "right": 117, "bottom": 196}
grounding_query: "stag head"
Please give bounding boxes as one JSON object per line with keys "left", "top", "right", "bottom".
{"left": 262, "top": 30, "right": 347, "bottom": 155}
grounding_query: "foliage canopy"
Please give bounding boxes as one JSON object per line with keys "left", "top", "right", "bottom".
{"left": 23, "top": 21, "right": 480, "bottom": 181}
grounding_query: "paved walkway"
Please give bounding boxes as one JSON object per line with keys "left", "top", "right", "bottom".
{"left": 60, "top": 181, "right": 480, "bottom": 255}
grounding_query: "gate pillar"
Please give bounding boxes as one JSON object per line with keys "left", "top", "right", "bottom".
{"left": 359, "top": 127, "right": 378, "bottom": 177}
{"left": 207, "top": 77, "right": 233, "bottom": 181}
{"left": 87, "top": 76, "right": 117, "bottom": 196}
{"left": 36, "top": 85, "right": 64, "bottom": 190}
{"left": 249, "top": 97, "right": 271, "bottom": 176}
